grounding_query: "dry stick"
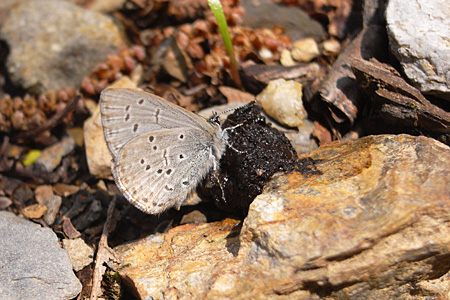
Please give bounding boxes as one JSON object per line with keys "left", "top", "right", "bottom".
{"left": 0, "top": 136, "right": 11, "bottom": 171}
{"left": 15, "top": 92, "right": 82, "bottom": 141}
{"left": 90, "top": 196, "right": 121, "bottom": 300}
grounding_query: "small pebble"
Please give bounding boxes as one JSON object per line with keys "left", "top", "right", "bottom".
{"left": 291, "top": 38, "right": 320, "bottom": 62}
{"left": 22, "top": 204, "right": 48, "bottom": 219}
{"left": 280, "top": 48, "right": 296, "bottom": 66}
{"left": 35, "top": 136, "right": 75, "bottom": 172}
{"left": 323, "top": 38, "right": 341, "bottom": 55}
{"left": 257, "top": 78, "right": 307, "bottom": 127}
{"left": 62, "top": 238, "right": 94, "bottom": 272}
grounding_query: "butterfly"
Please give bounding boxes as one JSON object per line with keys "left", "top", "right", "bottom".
{"left": 100, "top": 88, "right": 228, "bottom": 214}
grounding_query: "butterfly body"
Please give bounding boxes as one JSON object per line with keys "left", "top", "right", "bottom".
{"left": 100, "top": 88, "right": 227, "bottom": 214}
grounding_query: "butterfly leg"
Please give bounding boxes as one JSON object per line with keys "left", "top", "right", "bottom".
{"left": 223, "top": 124, "right": 246, "bottom": 154}
{"left": 208, "top": 149, "right": 227, "bottom": 203}
{"left": 209, "top": 169, "right": 226, "bottom": 203}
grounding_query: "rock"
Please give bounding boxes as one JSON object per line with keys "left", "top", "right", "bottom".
{"left": 257, "top": 78, "right": 307, "bottom": 127}
{"left": 115, "top": 218, "right": 242, "bottom": 300}
{"left": 84, "top": 102, "right": 115, "bottom": 179}
{"left": 281, "top": 119, "right": 318, "bottom": 154}
{"left": 0, "top": 0, "right": 126, "bottom": 93}
{"left": 179, "top": 210, "right": 207, "bottom": 224}
{"left": 62, "top": 238, "right": 94, "bottom": 272}
{"left": 291, "top": 38, "right": 320, "bottom": 62}
{"left": 280, "top": 49, "right": 296, "bottom": 67}
{"left": 22, "top": 203, "right": 47, "bottom": 219}
{"left": 34, "top": 184, "right": 54, "bottom": 205}
{"left": 53, "top": 183, "right": 80, "bottom": 197}
{"left": 12, "top": 184, "right": 33, "bottom": 203}
{"left": 0, "top": 195, "right": 12, "bottom": 209}
{"left": 241, "top": 0, "right": 325, "bottom": 42}
{"left": 322, "top": 38, "right": 341, "bottom": 55}
{"left": 114, "top": 134, "right": 450, "bottom": 299}
{"left": 35, "top": 136, "right": 75, "bottom": 172}
{"left": 67, "top": 127, "right": 85, "bottom": 147}
{"left": 386, "top": 0, "right": 450, "bottom": 100}
{"left": 0, "top": 211, "right": 81, "bottom": 300}
{"left": 43, "top": 195, "right": 62, "bottom": 225}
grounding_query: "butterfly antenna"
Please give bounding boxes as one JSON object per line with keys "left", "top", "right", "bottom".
{"left": 217, "top": 99, "right": 257, "bottom": 117}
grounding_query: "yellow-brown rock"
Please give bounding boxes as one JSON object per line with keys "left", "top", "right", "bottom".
{"left": 115, "top": 134, "right": 450, "bottom": 299}
{"left": 115, "top": 218, "right": 242, "bottom": 300}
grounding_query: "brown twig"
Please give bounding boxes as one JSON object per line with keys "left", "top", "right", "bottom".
{"left": 14, "top": 92, "right": 82, "bottom": 141}
{"left": 90, "top": 196, "right": 120, "bottom": 300}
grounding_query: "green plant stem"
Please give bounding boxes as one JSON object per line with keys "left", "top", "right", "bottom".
{"left": 208, "top": 0, "right": 242, "bottom": 88}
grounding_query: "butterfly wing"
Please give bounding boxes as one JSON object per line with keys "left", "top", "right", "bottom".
{"left": 100, "top": 88, "right": 214, "bottom": 157}
{"left": 113, "top": 128, "right": 217, "bottom": 214}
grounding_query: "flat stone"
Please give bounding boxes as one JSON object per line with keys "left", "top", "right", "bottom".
{"left": 0, "top": 0, "right": 125, "bottom": 93}
{"left": 62, "top": 238, "right": 94, "bottom": 272}
{"left": 0, "top": 211, "right": 81, "bottom": 300}
{"left": 43, "top": 195, "right": 62, "bottom": 225}
{"left": 241, "top": 0, "right": 325, "bottom": 42}
{"left": 22, "top": 203, "right": 47, "bottom": 219}
{"left": 386, "top": 0, "right": 450, "bottom": 100}
{"left": 115, "top": 134, "right": 450, "bottom": 299}
{"left": 35, "top": 136, "right": 75, "bottom": 172}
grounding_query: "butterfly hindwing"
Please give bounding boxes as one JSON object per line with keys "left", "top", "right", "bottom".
{"left": 113, "top": 128, "right": 217, "bottom": 214}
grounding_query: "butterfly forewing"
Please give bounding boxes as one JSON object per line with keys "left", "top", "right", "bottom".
{"left": 113, "top": 128, "right": 216, "bottom": 214}
{"left": 100, "top": 88, "right": 216, "bottom": 157}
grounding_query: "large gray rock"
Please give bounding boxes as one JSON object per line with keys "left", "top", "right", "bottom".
{"left": 0, "top": 0, "right": 126, "bottom": 94}
{"left": 241, "top": 0, "right": 325, "bottom": 42}
{"left": 386, "top": 0, "right": 450, "bottom": 100}
{"left": 0, "top": 211, "right": 81, "bottom": 300}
